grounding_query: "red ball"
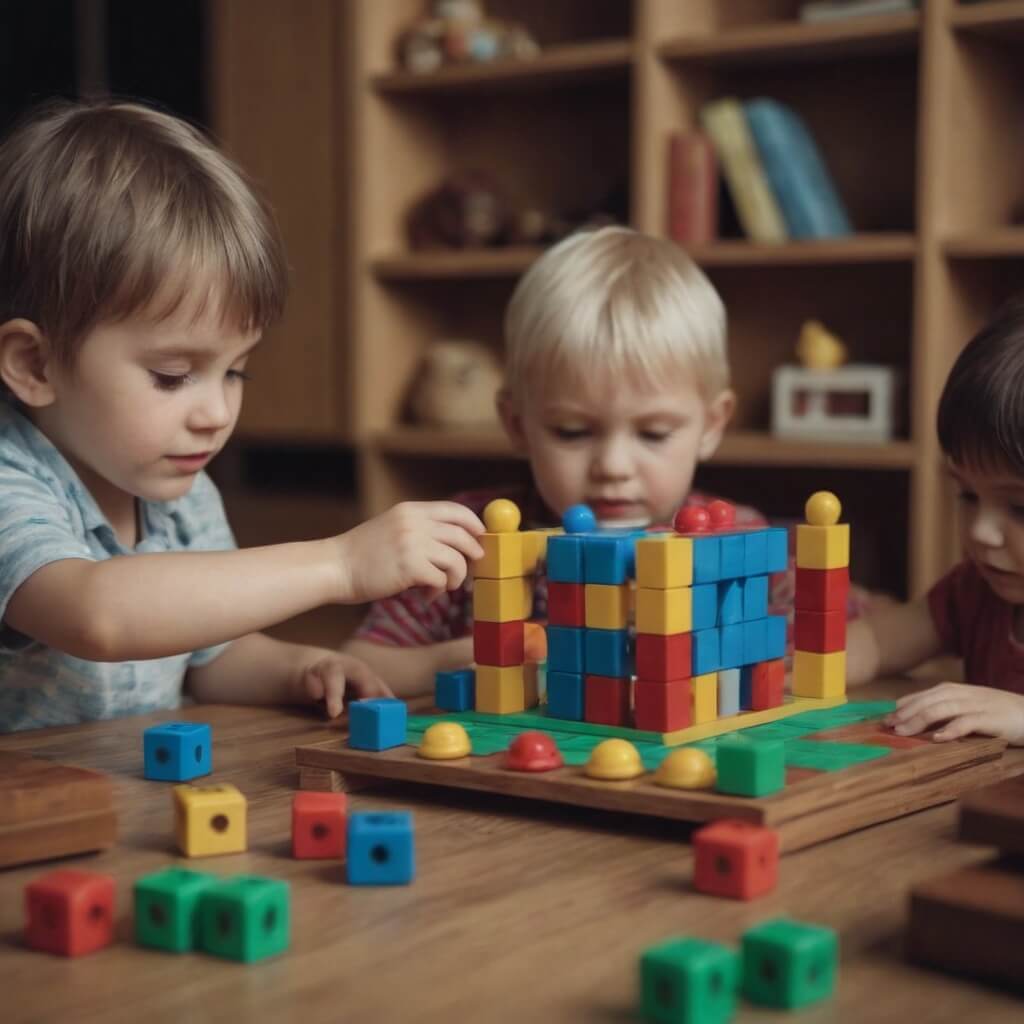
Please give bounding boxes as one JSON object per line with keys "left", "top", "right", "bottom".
{"left": 502, "top": 731, "right": 564, "bottom": 772}
{"left": 706, "top": 499, "right": 736, "bottom": 530}
{"left": 674, "top": 505, "right": 710, "bottom": 534}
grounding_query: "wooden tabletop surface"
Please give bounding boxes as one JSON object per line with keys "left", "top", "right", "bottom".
{"left": 2, "top": 680, "right": 1023, "bottom": 1024}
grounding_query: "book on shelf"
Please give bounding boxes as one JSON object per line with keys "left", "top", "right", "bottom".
{"left": 744, "top": 98, "right": 853, "bottom": 240}
{"left": 799, "top": 0, "right": 918, "bottom": 22}
{"left": 699, "top": 98, "right": 788, "bottom": 244}
{"left": 666, "top": 131, "right": 718, "bottom": 248}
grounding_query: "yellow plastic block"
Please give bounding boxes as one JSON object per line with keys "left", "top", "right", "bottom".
{"left": 636, "top": 586, "right": 692, "bottom": 635}
{"left": 692, "top": 672, "right": 718, "bottom": 724}
{"left": 795, "top": 523, "right": 850, "bottom": 570}
{"left": 522, "top": 528, "right": 562, "bottom": 575}
{"left": 635, "top": 535, "right": 693, "bottom": 589}
{"left": 792, "top": 650, "right": 847, "bottom": 699}
{"left": 585, "top": 583, "right": 630, "bottom": 630}
{"left": 476, "top": 665, "right": 528, "bottom": 714}
{"left": 473, "top": 576, "right": 532, "bottom": 622}
{"left": 173, "top": 783, "right": 247, "bottom": 857}
{"left": 475, "top": 531, "right": 524, "bottom": 579}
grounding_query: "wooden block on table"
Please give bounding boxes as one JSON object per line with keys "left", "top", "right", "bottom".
{"left": 795, "top": 523, "right": 849, "bottom": 570}
{"left": 959, "top": 776, "right": 1024, "bottom": 854}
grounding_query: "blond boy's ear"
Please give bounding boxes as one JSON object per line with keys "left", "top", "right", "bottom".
{"left": 697, "top": 388, "right": 736, "bottom": 461}
{"left": 0, "top": 319, "right": 56, "bottom": 408}
{"left": 496, "top": 386, "right": 529, "bottom": 452}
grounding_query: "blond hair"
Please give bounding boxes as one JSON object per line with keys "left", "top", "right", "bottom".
{"left": 0, "top": 100, "right": 287, "bottom": 362}
{"left": 503, "top": 226, "right": 728, "bottom": 402}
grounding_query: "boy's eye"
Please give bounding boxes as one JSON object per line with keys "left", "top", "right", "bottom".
{"left": 640, "top": 429, "right": 672, "bottom": 443}
{"left": 956, "top": 490, "right": 978, "bottom": 505}
{"left": 227, "top": 369, "right": 251, "bottom": 383}
{"left": 551, "top": 426, "right": 590, "bottom": 441}
{"left": 149, "top": 371, "right": 194, "bottom": 391}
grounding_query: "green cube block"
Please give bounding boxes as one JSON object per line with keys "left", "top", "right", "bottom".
{"left": 741, "top": 917, "right": 838, "bottom": 1009}
{"left": 640, "top": 937, "right": 740, "bottom": 1024}
{"left": 134, "top": 867, "right": 219, "bottom": 952}
{"left": 198, "top": 876, "right": 290, "bottom": 963}
{"left": 715, "top": 736, "right": 785, "bottom": 797}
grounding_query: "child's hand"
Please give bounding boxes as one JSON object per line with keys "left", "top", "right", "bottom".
{"left": 295, "top": 650, "right": 394, "bottom": 719}
{"left": 884, "top": 681, "right": 1024, "bottom": 746}
{"left": 333, "top": 501, "right": 485, "bottom": 604}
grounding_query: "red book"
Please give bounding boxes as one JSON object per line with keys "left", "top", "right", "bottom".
{"left": 667, "top": 131, "right": 718, "bottom": 247}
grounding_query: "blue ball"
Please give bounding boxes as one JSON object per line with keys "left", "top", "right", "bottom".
{"left": 562, "top": 503, "right": 596, "bottom": 534}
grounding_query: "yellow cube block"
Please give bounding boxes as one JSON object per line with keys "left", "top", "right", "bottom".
{"left": 795, "top": 523, "right": 850, "bottom": 570}
{"left": 792, "top": 650, "right": 847, "bottom": 699}
{"left": 173, "top": 783, "right": 247, "bottom": 857}
{"left": 585, "top": 583, "right": 630, "bottom": 630}
{"left": 475, "top": 531, "right": 524, "bottom": 579}
{"left": 476, "top": 664, "right": 529, "bottom": 714}
{"left": 474, "top": 576, "right": 532, "bottom": 622}
{"left": 635, "top": 535, "right": 693, "bottom": 589}
{"left": 692, "top": 672, "right": 718, "bottom": 723}
{"left": 522, "top": 528, "right": 562, "bottom": 575}
{"left": 636, "top": 586, "right": 692, "bottom": 635}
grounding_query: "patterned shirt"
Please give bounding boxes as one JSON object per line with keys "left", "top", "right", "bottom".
{"left": 0, "top": 404, "right": 236, "bottom": 732}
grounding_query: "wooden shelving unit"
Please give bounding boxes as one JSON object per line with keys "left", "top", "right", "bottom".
{"left": 211, "top": 0, "right": 1024, "bottom": 599}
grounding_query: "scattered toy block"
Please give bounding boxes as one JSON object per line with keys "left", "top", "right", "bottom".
{"left": 694, "top": 819, "right": 779, "bottom": 901}
{"left": 639, "top": 936, "right": 740, "bottom": 1024}
{"left": 347, "top": 811, "right": 415, "bottom": 886}
{"left": 143, "top": 722, "right": 212, "bottom": 782}
{"left": 292, "top": 792, "right": 348, "bottom": 859}
{"left": 435, "top": 668, "right": 475, "bottom": 711}
{"left": 174, "top": 783, "right": 247, "bottom": 857}
{"left": 134, "top": 867, "right": 218, "bottom": 952}
{"left": 348, "top": 698, "right": 408, "bottom": 751}
{"left": 741, "top": 917, "right": 838, "bottom": 1009}
{"left": 197, "top": 876, "right": 290, "bottom": 962}
{"left": 25, "top": 868, "right": 115, "bottom": 957}
{"left": 716, "top": 737, "right": 785, "bottom": 797}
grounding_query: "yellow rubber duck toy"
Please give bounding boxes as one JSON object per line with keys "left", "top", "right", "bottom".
{"left": 795, "top": 320, "right": 847, "bottom": 370}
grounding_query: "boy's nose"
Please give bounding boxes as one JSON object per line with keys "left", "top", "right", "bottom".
{"left": 189, "top": 385, "right": 233, "bottom": 432}
{"left": 969, "top": 509, "right": 1004, "bottom": 548}
{"left": 591, "top": 437, "right": 633, "bottom": 479}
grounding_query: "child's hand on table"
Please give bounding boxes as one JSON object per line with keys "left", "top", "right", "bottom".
{"left": 293, "top": 650, "right": 394, "bottom": 719}
{"left": 884, "top": 681, "right": 1024, "bottom": 746}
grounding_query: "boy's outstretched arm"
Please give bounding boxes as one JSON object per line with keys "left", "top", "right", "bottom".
{"left": 884, "top": 682, "right": 1024, "bottom": 746}
{"left": 845, "top": 595, "right": 944, "bottom": 686}
{"left": 342, "top": 635, "right": 474, "bottom": 700}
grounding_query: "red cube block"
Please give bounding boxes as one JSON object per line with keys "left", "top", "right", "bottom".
{"left": 25, "top": 869, "right": 116, "bottom": 957}
{"left": 635, "top": 632, "right": 692, "bottom": 682}
{"left": 634, "top": 678, "right": 692, "bottom": 732}
{"left": 693, "top": 819, "right": 779, "bottom": 900}
{"left": 795, "top": 566, "right": 850, "bottom": 612}
{"left": 750, "top": 658, "right": 785, "bottom": 710}
{"left": 793, "top": 608, "right": 846, "bottom": 653}
{"left": 292, "top": 791, "right": 348, "bottom": 859}
{"left": 584, "top": 675, "right": 631, "bottom": 727}
{"left": 473, "top": 619, "right": 524, "bottom": 666}
{"left": 548, "top": 582, "right": 586, "bottom": 627}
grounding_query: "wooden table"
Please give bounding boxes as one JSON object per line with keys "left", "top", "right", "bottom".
{"left": 2, "top": 681, "right": 1023, "bottom": 1024}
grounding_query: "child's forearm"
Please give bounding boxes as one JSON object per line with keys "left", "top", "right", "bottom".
{"left": 187, "top": 632, "right": 310, "bottom": 705}
{"left": 343, "top": 636, "right": 473, "bottom": 698}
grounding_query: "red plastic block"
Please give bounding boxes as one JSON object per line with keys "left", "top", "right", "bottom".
{"left": 292, "top": 791, "right": 348, "bottom": 859}
{"left": 473, "top": 619, "right": 525, "bottom": 666}
{"left": 548, "top": 582, "right": 586, "bottom": 627}
{"left": 750, "top": 658, "right": 785, "bottom": 710}
{"left": 795, "top": 566, "right": 850, "bottom": 612}
{"left": 634, "top": 678, "right": 693, "bottom": 732}
{"left": 793, "top": 608, "right": 846, "bottom": 653}
{"left": 635, "top": 632, "right": 693, "bottom": 682}
{"left": 25, "top": 869, "right": 116, "bottom": 956}
{"left": 584, "top": 675, "right": 631, "bottom": 727}
{"left": 693, "top": 819, "right": 779, "bottom": 900}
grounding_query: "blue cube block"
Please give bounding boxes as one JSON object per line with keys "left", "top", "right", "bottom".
{"left": 743, "top": 576, "right": 770, "bottom": 621}
{"left": 765, "top": 615, "right": 787, "bottom": 660}
{"left": 348, "top": 698, "right": 407, "bottom": 751}
{"left": 743, "top": 618, "right": 768, "bottom": 666}
{"left": 346, "top": 812, "right": 415, "bottom": 886}
{"left": 585, "top": 628, "right": 632, "bottom": 678}
{"left": 740, "top": 665, "right": 754, "bottom": 709}
{"left": 435, "top": 669, "right": 474, "bottom": 712}
{"left": 547, "top": 671, "right": 584, "bottom": 720}
{"left": 744, "top": 529, "right": 768, "bottom": 577}
{"left": 719, "top": 533, "right": 745, "bottom": 580}
{"left": 691, "top": 583, "right": 718, "bottom": 630}
{"left": 718, "top": 579, "right": 743, "bottom": 626}
{"left": 691, "top": 536, "right": 721, "bottom": 584}
{"left": 583, "top": 535, "right": 635, "bottom": 584}
{"left": 719, "top": 667, "right": 741, "bottom": 716}
{"left": 765, "top": 527, "right": 789, "bottom": 573}
{"left": 144, "top": 722, "right": 212, "bottom": 782}
{"left": 547, "top": 625, "right": 586, "bottom": 673}
{"left": 720, "top": 623, "right": 744, "bottom": 670}
{"left": 547, "top": 535, "right": 585, "bottom": 583}
{"left": 692, "top": 628, "right": 721, "bottom": 675}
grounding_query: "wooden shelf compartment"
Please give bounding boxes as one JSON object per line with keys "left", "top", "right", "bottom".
{"left": 944, "top": 229, "right": 1024, "bottom": 259}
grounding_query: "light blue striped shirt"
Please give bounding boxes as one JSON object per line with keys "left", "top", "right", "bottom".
{"left": 0, "top": 403, "right": 236, "bottom": 731}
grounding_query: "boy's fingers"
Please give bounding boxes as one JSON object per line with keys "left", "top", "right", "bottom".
{"left": 933, "top": 713, "right": 983, "bottom": 742}
{"left": 423, "top": 501, "right": 486, "bottom": 536}
{"left": 893, "top": 696, "right": 970, "bottom": 735}
{"left": 427, "top": 521, "right": 486, "bottom": 562}
{"left": 343, "top": 658, "right": 394, "bottom": 699}
{"left": 425, "top": 541, "right": 469, "bottom": 591}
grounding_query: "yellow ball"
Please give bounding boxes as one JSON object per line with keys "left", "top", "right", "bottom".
{"left": 805, "top": 490, "right": 841, "bottom": 527}
{"left": 584, "top": 738, "right": 645, "bottom": 781}
{"left": 653, "top": 748, "right": 716, "bottom": 790}
{"left": 483, "top": 498, "right": 522, "bottom": 534}
{"left": 418, "top": 721, "right": 472, "bottom": 760}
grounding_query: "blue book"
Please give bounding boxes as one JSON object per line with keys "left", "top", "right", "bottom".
{"left": 744, "top": 99, "right": 852, "bottom": 239}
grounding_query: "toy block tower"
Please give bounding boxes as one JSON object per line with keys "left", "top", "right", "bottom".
{"left": 792, "top": 491, "right": 848, "bottom": 699}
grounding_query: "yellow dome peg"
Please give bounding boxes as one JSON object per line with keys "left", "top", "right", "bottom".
{"left": 483, "top": 498, "right": 522, "bottom": 534}
{"left": 805, "top": 491, "right": 841, "bottom": 527}
{"left": 584, "top": 738, "right": 645, "bottom": 781}
{"left": 417, "top": 721, "right": 472, "bottom": 760}
{"left": 653, "top": 748, "right": 716, "bottom": 790}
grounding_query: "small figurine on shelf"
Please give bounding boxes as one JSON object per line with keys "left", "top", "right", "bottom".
{"left": 408, "top": 339, "right": 503, "bottom": 428}
{"left": 771, "top": 320, "right": 898, "bottom": 443}
{"left": 406, "top": 170, "right": 511, "bottom": 250}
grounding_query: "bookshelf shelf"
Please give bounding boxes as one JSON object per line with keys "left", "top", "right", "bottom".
{"left": 691, "top": 234, "right": 917, "bottom": 267}
{"left": 944, "top": 229, "right": 1024, "bottom": 258}
{"left": 950, "top": 1, "right": 1024, "bottom": 36}
{"left": 372, "top": 247, "right": 542, "bottom": 281}
{"left": 373, "top": 426, "right": 517, "bottom": 459}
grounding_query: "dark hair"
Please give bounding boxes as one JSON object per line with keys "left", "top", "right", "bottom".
{"left": 938, "top": 293, "right": 1024, "bottom": 474}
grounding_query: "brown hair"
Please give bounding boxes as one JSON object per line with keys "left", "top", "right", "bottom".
{"left": 937, "top": 292, "right": 1024, "bottom": 474}
{"left": 0, "top": 99, "right": 287, "bottom": 362}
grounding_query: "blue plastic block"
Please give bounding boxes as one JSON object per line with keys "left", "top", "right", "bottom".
{"left": 547, "top": 625, "right": 586, "bottom": 673}
{"left": 435, "top": 669, "right": 474, "bottom": 712}
{"left": 583, "top": 535, "right": 635, "bottom": 584}
{"left": 765, "top": 615, "right": 787, "bottom": 660}
{"left": 585, "top": 628, "right": 632, "bottom": 678}
{"left": 547, "top": 671, "right": 584, "bottom": 720}
{"left": 740, "top": 665, "right": 754, "bottom": 708}
{"left": 743, "top": 618, "right": 767, "bottom": 666}
{"left": 547, "top": 534, "right": 585, "bottom": 583}
{"left": 718, "top": 579, "right": 743, "bottom": 626}
{"left": 743, "top": 576, "right": 770, "bottom": 621}
{"left": 719, "top": 533, "right": 745, "bottom": 580}
{"left": 144, "top": 722, "right": 212, "bottom": 782}
{"left": 691, "top": 535, "right": 721, "bottom": 584}
{"left": 346, "top": 812, "right": 415, "bottom": 886}
{"left": 692, "top": 628, "right": 721, "bottom": 675}
{"left": 719, "top": 667, "right": 741, "bottom": 716}
{"left": 744, "top": 529, "right": 768, "bottom": 577}
{"left": 720, "top": 623, "right": 744, "bottom": 670}
{"left": 765, "top": 528, "right": 789, "bottom": 573}
{"left": 349, "top": 698, "right": 407, "bottom": 751}
{"left": 692, "top": 583, "right": 718, "bottom": 630}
